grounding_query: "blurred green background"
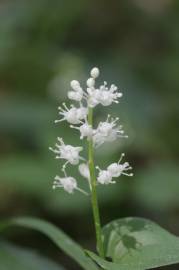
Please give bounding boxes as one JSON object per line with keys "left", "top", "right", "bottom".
{"left": 0, "top": 0, "right": 179, "bottom": 269}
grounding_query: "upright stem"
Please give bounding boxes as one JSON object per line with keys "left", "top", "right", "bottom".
{"left": 88, "top": 107, "right": 105, "bottom": 258}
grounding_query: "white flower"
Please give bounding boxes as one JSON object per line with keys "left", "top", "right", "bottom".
{"left": 68, "top": 80, "right": 83, "bottom": 102}
{"left": 79, "top": 163, "right": 90, "bottom": 180}
{"left": 93, "top": 115, "right": 128, "bottom": 147}
{"left": 86, "top": 67, "right": 101, "bottom": 108}
{"left": 96, "top": 153, "right": 133, "bottom": 185}
{"left": 68, "top": 91, "right": 83, "bottom": 102}
{"left": 109, "top": 162, "right": 133, "bottom": 177}
{"left": 107, "top": 153, "right": 133, "bottom": 177}
{"left": 90, "top": 67, "right": 100, "bottom": 78}
{"left": 96, "top": 166, "right": 114, "bottom": 185}
{"left": 55, "top": 103, "right": 87, "bottom": 124}
{"left": 87, "top": 87, "right": 101, "bottom": 107}
{"left": 53, "top": 175, "right": 77, "bottom": 193}
{"left": 79, "top": 123, "right": 93, "bottom": 139}
{"left": 53, "top": 168, "right": 88, "bottom": 195}
{"left": 86, "top": 70, "right": 123, "bottom": 107}
{"left": 87, "top": 77, "right": 95, "bottom": 88}
{"left": 70, "top": 121, "right": 93, "bottom": 139}
{"left": 76, "top": 106, "right": 88, "bottom": 119}
{"left": 98, "top": 82, "right": 123, "bottom": 106}
{"left": 49, "top": 137, "right": 84, "bottom": 167}
{"left": 70, "top": 80, "right": 81, "bottom": 91}
{"left": 79, "top": 163, "right": 91, "bottom": 191}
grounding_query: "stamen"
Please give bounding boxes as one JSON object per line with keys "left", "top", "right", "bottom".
{"left": 118, "top": 153, "right": 125, "bottom": 164}
{"left": 54, "top": 119, "right": 65, "bottom": 123}
{"left": 125, "top": 167, "right": 132, "bottom": 171}
{"left": 106, "top": 114, "right": 111, "bottom": 121}
{"left": 57, "top": 137, "right": 64, "bottom": 144}
{"left": 122, "top": 172, "right": 133, "bottom": 177}
{"left": 62, "top": 161, "right": 69, "bottom": 169}
{"left": 70, "top": 125, "right": 79, "bottom": 130}
{"left": 76, "top": 187, "right": 89, "bottom": 196}
{"left": 49, "top": 147, "right": 58, "bottom": 153}
{"left": 62, "top": 167, "right": 67, "bottom": 177}
{"left": 62, "top": 103, "right": 69, "bottom": 111}
{"left": 95, "top": 166, "right": 101, "bottom": 172}
{"left": 112, "top": 117, "right": 119, "bottom": 124}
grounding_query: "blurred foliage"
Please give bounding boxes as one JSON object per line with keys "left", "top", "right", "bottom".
{"left": 0, "top": 241, "right": 65, "bottom": 270}
{"left": 0, "top": 0, "right": 179, "bottom": 269}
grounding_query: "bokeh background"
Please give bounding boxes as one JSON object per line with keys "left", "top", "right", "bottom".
{"left": 0, "top": 0, "right": 179, "bottom": 269}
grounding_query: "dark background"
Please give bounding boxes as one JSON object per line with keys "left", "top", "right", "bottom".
{"left": 0, "top": 0, "right": 179, "bottom": 269}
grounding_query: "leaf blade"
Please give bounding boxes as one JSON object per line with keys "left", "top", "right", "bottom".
{"left": 1, "top": 217, "right": 99, "bottom": 270}
{"left": 86, "top": 250, "right": 141, "bottom": 270}
{"left": 102, "top": 217, "right": 179, "bottom": 269}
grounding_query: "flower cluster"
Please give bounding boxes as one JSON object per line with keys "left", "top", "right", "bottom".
{"left": 49, "top": 67, "right": 133, "bottom": 194}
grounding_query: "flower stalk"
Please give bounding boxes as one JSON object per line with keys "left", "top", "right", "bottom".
{"left": 88, "top": 107, "right": 105, "bottom": 258}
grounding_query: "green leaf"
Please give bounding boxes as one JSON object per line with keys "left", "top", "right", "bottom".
{"left": 86, "top": 250, "right": 140, "bottom": 270}
{"left": 1, "top": 217, "right": 99, "bottom": 270}
{"left": 102, "top": 217, "right": 179, "bottom": 269}
{"left": 0, "top": 241, "right": 65, "bottom": 270}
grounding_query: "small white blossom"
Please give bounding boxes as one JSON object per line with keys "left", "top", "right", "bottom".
{"left": 87, "top": 77, "right": 95, "bottom": 88}
{"left": 90, "top": 67, "right": 100, "bottom": 78}
{"left": 76, "top": 106, "right": 88, "bottom": 120}
{"left": 98, "top": 82, "right": 123, "bottom": 106}
{"left": 79, "top": 123, "right": 93, "bottom": 139}
{"left": 70, "top": 80, "right": 81, "bottom": 91}
{"left": 107, "top": 153, "right": 133, "bottom": 177}
{"left": 70, "top": 121, "right": 93, "bottom": 139}
{"left": 96, "top": 154, "right": 133, "bottom": 185}
{"left": 55, "top": 103, "right": 87, "bottom": 124}
{"left": 49, "top": 137, "right": 84, "bottom": 167}
{"left": 68, "top": 90, "right": 83, "bottom": 102}
{"left": 96, "top": 166, "right": 114, "bottom": 185}
{"left": 87, "top": 87, "right": 101, "bottom": 107}
{"left": 53, "top": 175, "right": 77, "bottom": 193}
{"left": 79, "top": 163, "right": 91, "bottom": 191}
{"left": 53, "top": 168, "right": 88, "bottom": 195}
{"left": 79, "top": 163, "right": 90, "bottom": 180}
{"left": 86, "top": 68, "right": 101, "bottom": 108}
{"left": 68, "top": 80, "right": 83, "bottom": 101}
{"left": 93, "top": 115, "right": 127, "bottom": 147}
{"left": 86, "top": 69, "right": 123, "bottom": 107}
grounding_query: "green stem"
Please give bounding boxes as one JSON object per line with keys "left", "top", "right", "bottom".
{"left": 88, "top": 107, "right": 105, "bottom": 258}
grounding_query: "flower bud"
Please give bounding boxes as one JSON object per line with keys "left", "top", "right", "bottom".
{"left": 70, "top": 80, "right": 80, "bottom": 91}
{"left": 90, "top": 67, "right": 100, "bottom": 78}
{"left": 68, "top": 91, "right": 83, "bottom": 102}
{"left": 79, "top": 163, "right": 90, "bottom": 179}
{"left": 87, "top": 78, "right": 95, "bottom": 88}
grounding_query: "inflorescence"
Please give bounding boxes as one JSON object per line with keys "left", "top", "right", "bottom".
{"left": 49, "top": 67, "right": 133, "bottom": 194}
